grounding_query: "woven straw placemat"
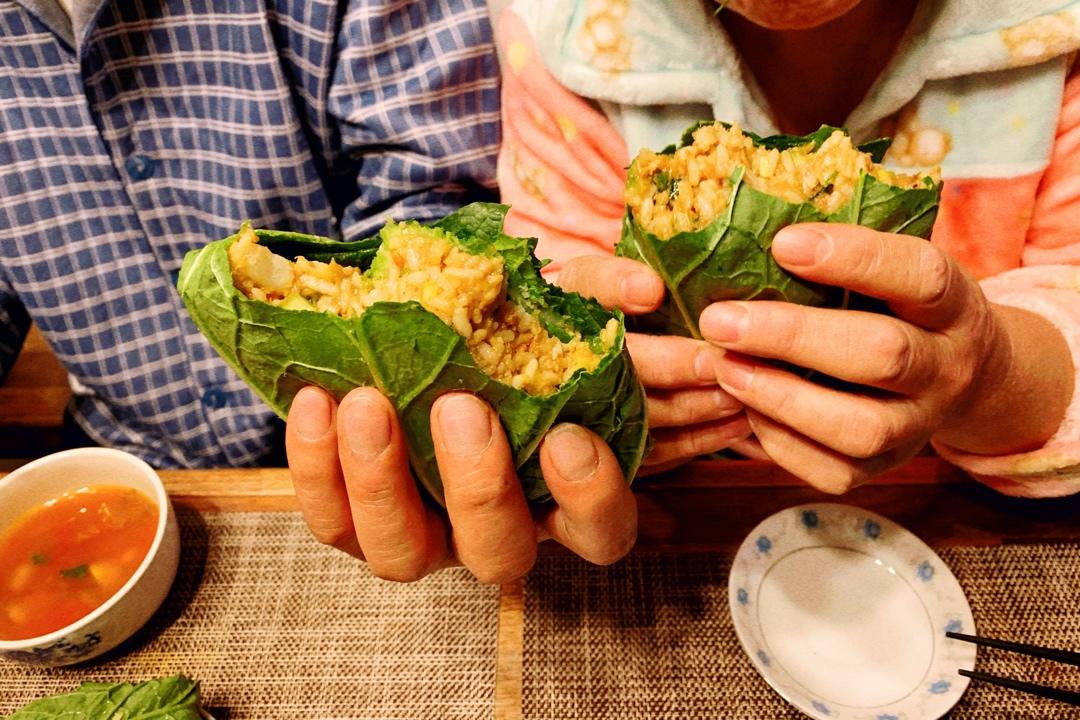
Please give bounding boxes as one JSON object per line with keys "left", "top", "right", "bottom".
{"left": 523, "top": 545, "right": 1080, "bottom": 720}
{"left": 0, "top": 510, "right": 499, "bottom": 719}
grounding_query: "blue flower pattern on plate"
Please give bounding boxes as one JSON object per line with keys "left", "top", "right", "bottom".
{"left": 731, "top": 506, "right": 971, "bottom": 720}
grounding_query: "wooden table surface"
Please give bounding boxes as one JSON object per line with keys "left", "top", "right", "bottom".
{"left": 6, "top": 458, "right": 1079, "bottom": 719}
{"left": 147, "top": 457, "right": 1080, "bottom": 720}
{"left": 157, "top": 458, "right": 1080, "bottom": 549}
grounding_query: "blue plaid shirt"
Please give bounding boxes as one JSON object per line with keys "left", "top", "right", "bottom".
{"left": 0, "top": 0, "right": 500, "bottom": 467}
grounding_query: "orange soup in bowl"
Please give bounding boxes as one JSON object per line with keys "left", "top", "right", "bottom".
{"left": 0, "top": 485, "right": 158, "bottom": 641}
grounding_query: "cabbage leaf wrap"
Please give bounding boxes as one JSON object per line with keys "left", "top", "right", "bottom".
{"left": 616, "top": 124, "right": 942, "bottom": 338}
{"left": 177, "top": 203, "right": 647, "bottom": 504}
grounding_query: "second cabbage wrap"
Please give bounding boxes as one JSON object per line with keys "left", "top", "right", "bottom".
{"left": 617, "top": 123, "right": 942, "bottom": 338}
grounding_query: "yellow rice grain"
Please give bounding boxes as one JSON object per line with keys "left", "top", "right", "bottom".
{"left": 229, "top": 224, "right": 616, "bottom": 395}
{"left": 626, "top": 124, "right": 937, "bottom": 238}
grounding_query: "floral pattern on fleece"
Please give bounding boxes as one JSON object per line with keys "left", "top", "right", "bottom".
{"left": 495, "top": 2, "right": 1080, "bottom": 496}
{"left": 497, "top": 7, "right": 628, "bottom": 272}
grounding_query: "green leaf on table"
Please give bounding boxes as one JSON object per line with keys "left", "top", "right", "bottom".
{"left": 5, "top": 675, "right": 202, "bottom": 720}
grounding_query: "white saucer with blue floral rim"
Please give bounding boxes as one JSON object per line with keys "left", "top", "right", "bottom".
{"left": 729, "top": 503, "right": 977, "bottom": 720}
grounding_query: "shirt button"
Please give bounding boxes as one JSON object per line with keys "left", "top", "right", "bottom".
{"left": 125, "top": 154, "right": 155, "bottom": 180}
{"left": 201, "top": 388, "right": 228, "bottom": 409}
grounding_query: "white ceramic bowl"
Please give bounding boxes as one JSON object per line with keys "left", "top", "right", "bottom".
{"left": 0, "top": 448, "right": 180, "bottom": 666}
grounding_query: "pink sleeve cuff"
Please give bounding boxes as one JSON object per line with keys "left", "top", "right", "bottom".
{"left": 931, "top": 265, "right": 1080, "bottom": 498}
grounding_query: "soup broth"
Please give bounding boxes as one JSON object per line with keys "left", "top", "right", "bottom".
{"left": 0, "top": 485, "right": 158, "bottom": 641}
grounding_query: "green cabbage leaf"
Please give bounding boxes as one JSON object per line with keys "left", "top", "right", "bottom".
{"left": 5, "top": 676, "right": 201, "bottom": 720}
{"left": 177, "top": 203, "right": 647, "bottom": 504}
{"left": 616, "top": 124, "right": 942, "bottom": 338}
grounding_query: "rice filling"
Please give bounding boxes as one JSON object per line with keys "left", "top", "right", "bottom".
{"left": 625, "top": 124, "right": 936, "bottom": 239}
{"left": 229, "top": 223, "right": 616, "bottom": 395}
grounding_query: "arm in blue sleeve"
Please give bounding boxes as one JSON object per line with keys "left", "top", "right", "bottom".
{"left": 0, "top": 272, "right": 30, "bottom": 384}
{"left": 327, "top": 0, "right": 501, "bottom": 239}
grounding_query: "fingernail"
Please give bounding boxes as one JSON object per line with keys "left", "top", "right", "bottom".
{"left": 343, "top": 396, "right": 392, "bottom": 460}
{"left": 773, "top": 227, "right": 830, "bottom": 266}
{"left": 712, "top": 388, "right": 741, "bottom": 413}
{"left": 700, "top": 303, "right": 748, "bottom": 344}
{"left": 716, "top": 353, "right": 757, "bottom": 392}
{"left": 293, "top": 388, "right": 332, "bottom": 441}
{"left": 547, "top": 424, "right": 600, "bottom": 482}
{"left": 693, "top": 347, "right": 725, "bottom": 383}
{"left": 620, "top": 271, "right": 662, "bottom": 310}
{"left": 437, "top": 394, "right": 493, "bottom": 457}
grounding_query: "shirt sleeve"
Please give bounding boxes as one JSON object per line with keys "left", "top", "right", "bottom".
{"left": 326, "top": 0, "right": 501, "bottom": 239}
{"left": 0, "top": 271, "right": 30, "bottom": 385}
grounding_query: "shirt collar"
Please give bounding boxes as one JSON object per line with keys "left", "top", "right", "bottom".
{"left": 14, "top": 0, "right": 109, "bottom": 53}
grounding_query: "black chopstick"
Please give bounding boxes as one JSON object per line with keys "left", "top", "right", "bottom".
{"left": 958, "top": 669, "right": 1080, "bottom": 706}
{"left": 946, "top": 631, "right": 1080, "bottom": 668}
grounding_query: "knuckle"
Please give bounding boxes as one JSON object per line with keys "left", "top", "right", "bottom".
{"left": 584, "top": 532, "right": 636, "bottom": 566}
{"left": 348, "top": 476, "right": 398, "bottom": 510}
{"left": 843, "top": 410, "right": 895, "bottom": 459}
{"left": 369, "top": 555, "right": 430, "bottom": 584}
{"left": 818, "top": 465, "right": 869, "bottom": 495}
{"left": 587, "top": 526, "right": 635, "bottom": 565}
{"left": 759, "top": 309, "right": 804, "bottom": 358}
{"left": 307, "top": 522, "right": 355, "bottom": 550}
{"left": 687, "top": 428, "right": 721, "bottom": 457}
{"left": 851, "top": 234, "right": 887, "bottom": 278}
{"left": 665, "top": 392, "right": 696, "bottom": 424}
{"left": 471, "top": 553, "right": 536, "bottom": 585}
{"left": 768, "top": 387, "right": 798, "bottom": 424}
{"left": 916, "top": 248, "right": 953, "bottom": 307}
{"left": 447, "top": 467, "right": 515, "bottom": 513}
{"left": 873, "top": 325, "right": 916, "bottom": 386}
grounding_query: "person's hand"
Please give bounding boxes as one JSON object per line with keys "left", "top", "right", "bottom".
{"left": 697, "top": 223, "right": 1073, "bottom": 494}
{"left": 284, "top": 386, "right": 637, "bottom": 583}
{"left": 557, "top": 256, "right": 751, "bottom": 474}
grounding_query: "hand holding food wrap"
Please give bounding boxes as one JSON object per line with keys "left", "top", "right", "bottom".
{"left": 177, "top": 123, "right": 943, "bottom": 509}
{"left": 617, "top": 122, "right": 941, "bottom": 338}
{"left": 178, "top": 203, "right": 647, "bottom": 507}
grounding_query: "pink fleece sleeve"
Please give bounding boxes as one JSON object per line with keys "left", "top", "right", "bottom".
{"left": 495, "top": 8, "right": 629, "bottom": 274}
{"left": 934, "top": 64, "right": 1080, "bottom": 497}
{"left": 1023, "top": 62, "right": 1080, "bottom": 266}
{"left": 931, "top": 266, "right": 1080, "bottom": 498}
